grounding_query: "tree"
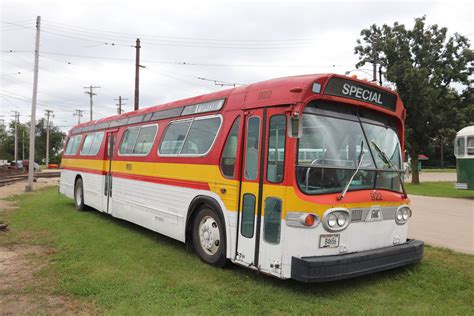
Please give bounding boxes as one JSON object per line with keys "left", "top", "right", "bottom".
{"left": 354, "top": 16, "right": 473, "bottom": 184}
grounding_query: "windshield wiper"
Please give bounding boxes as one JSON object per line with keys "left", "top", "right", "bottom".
{"left": 370, "top": 140, "right": 408, "bottom": 198}
{"left": 337, "top": 141, "right": 365, "bottom": 201}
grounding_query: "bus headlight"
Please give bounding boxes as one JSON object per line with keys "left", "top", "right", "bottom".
{"left": 323, "top": 208, "right": 351, "bottom": 232}
{"left": 395, "top": 205, "right": 411, "bottom": 225}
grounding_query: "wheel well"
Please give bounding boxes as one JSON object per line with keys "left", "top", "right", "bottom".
{"left": 185, "top": 196, "right": 226, "bottom": 247}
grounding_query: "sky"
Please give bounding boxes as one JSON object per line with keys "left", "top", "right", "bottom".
{"left": 0, "top": 0, "right": 472, "bottom": 132}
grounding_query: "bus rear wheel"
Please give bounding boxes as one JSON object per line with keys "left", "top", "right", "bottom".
{"left": 74, "top": 178, "right": 86, "bottom": 211}
{"left": 192, "top": 206, "right": 227, "bottom": 267}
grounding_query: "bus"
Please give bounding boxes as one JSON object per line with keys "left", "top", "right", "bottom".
{"left": 59, "top": 74, "right": 424, "bottom": 282}
{"left": 454, "top": 126, "right": 474, "bottom": 190}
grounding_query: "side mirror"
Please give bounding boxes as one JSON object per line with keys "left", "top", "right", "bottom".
{"left": 288, "top": 115, "right": 302, "bottom": 138}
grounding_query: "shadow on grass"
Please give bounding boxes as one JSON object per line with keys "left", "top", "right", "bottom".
{"left": 75, "top": 202, "right": 422, "bottom": 296}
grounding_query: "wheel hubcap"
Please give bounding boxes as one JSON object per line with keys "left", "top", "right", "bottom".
{"left": 76, "top": 186, "right": 82, "bottom": 205}
{"left": 198, "top": 215, "right": 220, "bottom": 255}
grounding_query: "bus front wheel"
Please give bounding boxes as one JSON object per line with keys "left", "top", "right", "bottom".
{"left": 74, "top": 178, "right": 85, "bottom": 211}
{"left": 192, "top": 206, "right": 227, "bottom": 267}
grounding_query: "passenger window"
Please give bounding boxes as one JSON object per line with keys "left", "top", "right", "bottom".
{"left": 64, "top": 135, "right": 82, "bottom": 155}
{"left": 159, "top": 121, "right": 191, "bottom": 155}
{"left": 456, "top": 137, "right": 465, "bottom": 156}
{"left": 133, "top": 125, "right": 157, "bottom": 154}
{"left": 244, "top": 117, "right": 260, "bottom": 180}
{"left": 220, "top": 117, "right": 240, "bottom": 178}
{"left": 119, "top": 127, "right": 140, "bottom": 155}
{"left": 467, "top": 137, "right": 474, "bottom": 155}
{"left": 119, "top": 125, "right": 157, "bottom": 155}
{"left": 241, "top": 194, "right": 256, "bottom": 238}
{"left": 181, "top": 117, "right": 221, "bottom": 155}
{"left": 264, "top": 197, "right": 282, "bottom": 244}
{"left": 267, "top": 115, "right": 286, "bottom": 183}
{"left": 81, "top": 132, "right": 104, "bottom": 156}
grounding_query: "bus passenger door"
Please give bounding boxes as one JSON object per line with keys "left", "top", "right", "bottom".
{"left": 104, "top": 131, "right": 117, "bottom": 214}
{"left": 236, "top": 107, "right": 286, "bottom": 277}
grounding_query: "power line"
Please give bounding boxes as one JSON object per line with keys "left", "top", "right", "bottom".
{"left": 114, "top": 96, "right": 128, "bottom": 114}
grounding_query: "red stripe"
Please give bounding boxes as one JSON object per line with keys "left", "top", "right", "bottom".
{"left": 63, "top": 166, "right": 106, "bottom": 175}
{"left": 112, "top": 172, "right": 210, "bottom": 190}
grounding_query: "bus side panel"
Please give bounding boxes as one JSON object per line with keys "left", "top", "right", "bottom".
{"left": 59, "top": 169, "right": 75, "bottom": 199}
{"left": 109, "top": 176, "right": 234, "bottom": 253}
{"left": 81, "top": 171, "right": 105, "bottom": 211}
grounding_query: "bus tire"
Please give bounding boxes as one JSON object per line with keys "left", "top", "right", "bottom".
{"left": 74, "top": 177, "right": 86, "bottom": 211}
{"left": 192, "top": 205, "right": 227, "bottom": 267}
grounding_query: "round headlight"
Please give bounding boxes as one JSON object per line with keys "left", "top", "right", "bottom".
{"left": 402, "top": 208, "right": 409, "bottom": 220}
{"left": 395, "top": 206, "right": 411, "bottom": 225}
{"left": 337, "top": 214, "right": 346, "bottom": 226}
{"left": 397, "top": 212, "right": 403, "bottom": 221}
{"left": 328, "top": 214, "right": 337, "bottom": 227}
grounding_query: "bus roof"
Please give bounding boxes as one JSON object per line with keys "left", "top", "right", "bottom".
{"left": 70, "top": 73, "right": 401, "bottom": 135}
{"left": 457, "top": 126, "right": 474, "bottom": 137}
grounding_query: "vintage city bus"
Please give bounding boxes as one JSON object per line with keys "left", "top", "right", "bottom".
{"left": 454, "top": 126, "right": 474, "bottom": 190}
{"left": 60, "top": 74, "right": 424, "bottom": 282}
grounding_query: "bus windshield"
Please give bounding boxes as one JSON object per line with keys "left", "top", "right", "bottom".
{"left": 296, "top": 109, "right": 403, "bottom": 195}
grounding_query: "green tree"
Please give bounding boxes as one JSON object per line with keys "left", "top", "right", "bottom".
{"left": 354, "top": 16, "right": 473, "bottom": 183}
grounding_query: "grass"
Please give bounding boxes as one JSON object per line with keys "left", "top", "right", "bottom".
{"left": 421, "top": 168, "right": 456, "bottom": 173}
{"left": 1, "top": 187, "right": 473, "bottom": 314}
{"left": 405, "top": 181, "right": 474, "bottom": 199}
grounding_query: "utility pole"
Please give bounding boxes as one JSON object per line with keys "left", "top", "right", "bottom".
{"left": 83, "top": 85, "right": 100, "bottom": 121}
{"left": 73, "top": 109, "right": 84, "bottom": 125}
{"left": 134, "top": 38, "right": 141, "bottom": 111}
{"left": 22, "top": 129, "right": 25, "bottom": 160}
{"left": 44, "top": 109, "right": 54, "bottom": 167}
{"left": 26, "top": 16, "right": 41, "bottom": 192}
{"left": 11, "top": 111, "right": 20, "bottom": 164}
{"left": 114, "top": 96, "right": 128, "bottom": 114}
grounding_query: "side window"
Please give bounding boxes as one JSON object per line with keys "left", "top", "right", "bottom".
{"left": 467, "top": 136, "right": 474, "bottom": 155}
{"left": 159, "top": 121, "right": 191, "bottom": 155}
{"left": 220, "top": 117, "right": 240, "bottom": 178}
{"left": 456, "top": 137, "right": 465, "bottom": 156}
{"left": 81, "top": 132, "right": 104, "bottom": 155}
{"left": 244, "top": 117, "right": 260, "bottom": 180}
{"left": 64, "top": 135, "right": 82, "bottom": 155}
{"left": 159, "top": 116, "right": 222, "bottom": 156}
{"left": 89, "top": 132, "right": 104, "bottom": 155}
{"left": 241, "top": 194, "right": 256, "bottom": 238}
{"left": 264, "top": 197, "right": 282, "bottom": 244}
{"left": 119, "top": 125, "right": 157, "bottom": 155}
{"left": 181, "top": 117, "right": 221, "bottom": 155}
{"left": 119, "top": 127, "right": 140, "bottom": 154}
{"left": 133, "top": 125, "right": 157, "bottom": 154}
{"left": 267, "top": 115, "right": 286, "bottom": 183}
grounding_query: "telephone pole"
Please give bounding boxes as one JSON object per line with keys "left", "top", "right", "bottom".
{"left": 114, "top": 96, "right": 128, "bottom": 114}
{"left": 44, "top": 110, "right": 54, "bottom": 167}
{"left": 26, "top": 16, "right": 41, "bottom": 192}
{"left": 83, "top": 85, "right": 100, "bottom": 121}
{"left": 73, "top": 109, "right": 84, "bottom": 125}
{"left": 11, "top": 111, "right": 20, "bottom": 164}
{"left": 134, "top": 38, "right": 141, "bottom": 111}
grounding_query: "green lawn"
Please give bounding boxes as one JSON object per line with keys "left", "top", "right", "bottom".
{"left": 1, "top": 187, "right": 473, "bottom": 314}
{"left": 405, "top": 181, "right": 474, "bottom": 199}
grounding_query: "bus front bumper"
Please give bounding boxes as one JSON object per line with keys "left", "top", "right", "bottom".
{"left": 291, "top": 239, "right": 424, "bottom": 282}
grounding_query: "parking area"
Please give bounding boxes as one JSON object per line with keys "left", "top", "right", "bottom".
{"left": 408, "top": 194, "right": 474, "bottom": 254}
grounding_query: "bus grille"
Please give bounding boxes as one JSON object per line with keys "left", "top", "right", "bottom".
{"left": 351, "top": 209, "right": 363, "bottom": 222}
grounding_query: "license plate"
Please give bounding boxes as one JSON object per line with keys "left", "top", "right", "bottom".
{"left": 319, "top": 234, "right": 340, "bottom": 248}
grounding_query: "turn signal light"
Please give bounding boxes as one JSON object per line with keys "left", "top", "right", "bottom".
{"left": 304, "top": 214, "right": 316, "bottom": 226}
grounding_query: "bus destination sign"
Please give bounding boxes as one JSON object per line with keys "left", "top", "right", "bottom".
{"left": 324, "top": 77, "right": 397, "bottom": 111}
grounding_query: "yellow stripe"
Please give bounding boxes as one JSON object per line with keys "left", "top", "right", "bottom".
{"left": 62, "top": 158, "right": 406, "bottom": 216}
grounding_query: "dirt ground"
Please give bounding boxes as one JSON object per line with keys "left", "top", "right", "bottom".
{"left": 0, "top": 178, "right": 96, "bottom": 315}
